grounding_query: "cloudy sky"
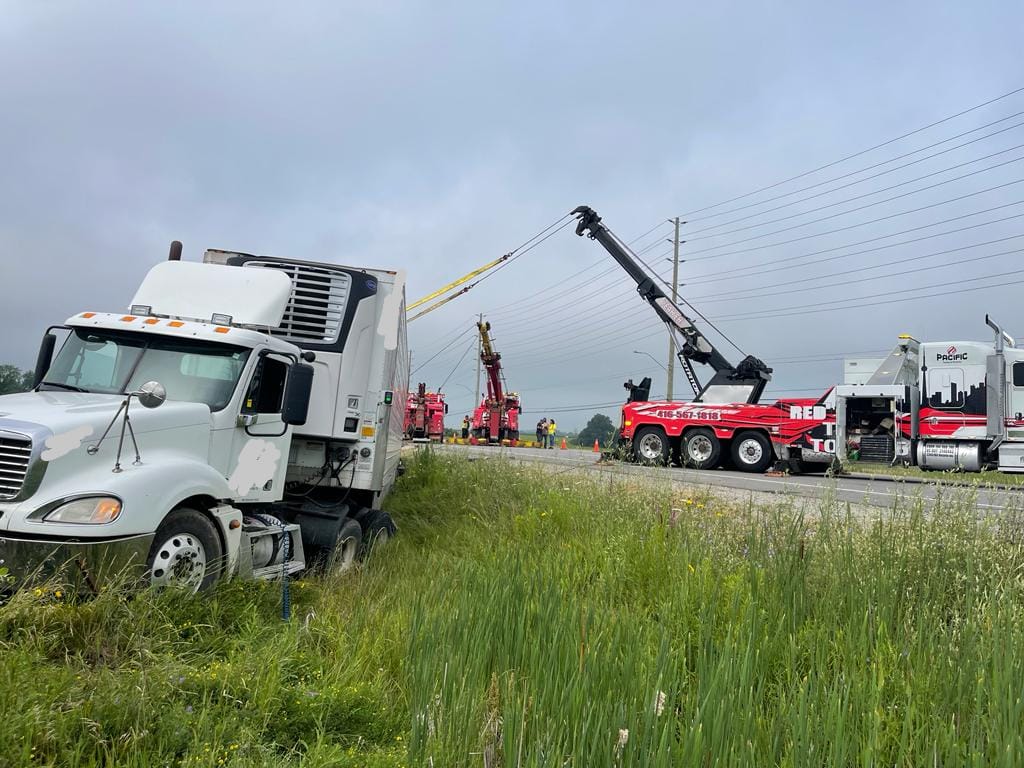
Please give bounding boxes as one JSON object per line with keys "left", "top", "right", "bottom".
{"left": 2, "top": 1, "right": 1023, "bottom": 429}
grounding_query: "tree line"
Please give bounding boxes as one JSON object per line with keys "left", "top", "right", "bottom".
{"left": 0, "top": 365, "right": 33, "bottom": 396}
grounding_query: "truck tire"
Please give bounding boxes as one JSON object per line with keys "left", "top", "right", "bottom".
{"left": 682, "top": 428, "right": 721, "bottom": 469}
{"left": 359, "top": 509, "right": 397, "bottom": 557}
{"left": 731, "top": 431, "right": 773, "bottom": 473}
{"left": 146, "top": 507, "right": 223, "bottom": 593}
{"left": 326, "top": 519, "right": 362, "bottom": 576}
{"left": 633, "top": 426, "right": 670, "bottom": 465}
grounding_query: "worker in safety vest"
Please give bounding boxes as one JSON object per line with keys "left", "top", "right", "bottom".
{"left": 547, "top": 418, "right": 557, "bottom": 449}
{"left": 461, "top": 415, "right": 470, "bottom": 439}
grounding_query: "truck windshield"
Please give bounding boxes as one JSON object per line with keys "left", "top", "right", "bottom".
{"left": 43, "top": 328, "right": 250, "bottom": 411}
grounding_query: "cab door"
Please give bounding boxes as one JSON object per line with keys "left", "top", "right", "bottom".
{"left": 225, "top": 353, "right": 293, "bottom": 503}
{"left": 1011, "top": 360, "right": 1024, "bottom": 424}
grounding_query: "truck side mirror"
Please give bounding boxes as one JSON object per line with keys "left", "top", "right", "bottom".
{"left": 444, "top": 403, "right": 449, "bottom": 414}
{"left": 282, "top": 363, "right": 314, "bottom": 426}
{"left": 33, "top": 332, "right": 58, "bottom": 388}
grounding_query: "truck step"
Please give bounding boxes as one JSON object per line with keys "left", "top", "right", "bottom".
{"left": 251, "top": 560, "right": 305, "bottom": 580}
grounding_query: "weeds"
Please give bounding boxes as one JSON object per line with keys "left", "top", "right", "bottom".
{"left": 0, "top": 450, "right": 1022, "bottom": 766}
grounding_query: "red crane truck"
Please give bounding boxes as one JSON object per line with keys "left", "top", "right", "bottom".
{"left": 404, "top": 382, "right": 447, "bottom": 442}
{"left": 470, "top": 321, "right": 522, "bottom": 443}
{"left": 572, "top": 206, "right": 834, "bottom": 473}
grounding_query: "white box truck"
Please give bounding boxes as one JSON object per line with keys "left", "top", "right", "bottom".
{"left": 0, "top": 242, "right": 408, "bottom": 592}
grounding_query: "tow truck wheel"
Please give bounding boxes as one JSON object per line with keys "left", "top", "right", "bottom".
{"left": 633, "top": 426, "right": 670, "bottom": 465}
{"left": 146, "top": 508, "right": 223, "bottom": 593}
{"left": 731, "top": 431, "right": 773, "bottom": 473}
{"left": 682, "top": 428, "right": 721, "bottom": 469}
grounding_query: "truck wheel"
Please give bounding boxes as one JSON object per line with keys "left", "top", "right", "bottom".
{"left": 682, "top": 428, "right": 721, "bottom": 469}
{"left": 633, "top": 426, "right": 670, "bottom": 465}
{"left": 359, "top": 509, "right": 397, "bottom": 557}
{"left": 325, "top": 519, "right": 363, "bottom": 576}
{"left": 731, "top": 431, "right": 773, "bottom": 473}
{"left": 147, "top": 508, "right": 223, "bottom": 593}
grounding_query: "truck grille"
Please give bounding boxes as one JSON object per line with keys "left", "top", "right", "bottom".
{"left": 0, "top": 434, "right": 32, "bottom": 500}
{"left": 244, "top": 261, "right": 351, "bottom": 343}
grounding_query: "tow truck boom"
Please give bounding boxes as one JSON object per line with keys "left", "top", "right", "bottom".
{"left": 572, "top": 205, "right": 772, "bottom": 404}
{"left": 478, "top": 320, "right": 504, "bottom": 403}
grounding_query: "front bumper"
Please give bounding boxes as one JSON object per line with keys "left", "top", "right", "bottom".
{"left": 0, "top": 531, "right": 154, "bottom": 592}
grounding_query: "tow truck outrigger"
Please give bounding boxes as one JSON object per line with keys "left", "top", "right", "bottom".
{"left": 572, "top": 205, "right": 834, "bottom": 472}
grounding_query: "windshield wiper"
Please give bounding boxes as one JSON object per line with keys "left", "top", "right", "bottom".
{"left": 39, "top": 381, "right": 88, "bottom": 393}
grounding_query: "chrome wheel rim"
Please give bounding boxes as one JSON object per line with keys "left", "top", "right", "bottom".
{"left": 738, "top": 438, "right": 764, "bottom": 465}
{"left": 150, "top": 534, "right": 207, "bottom": 592}
{"left": 638, "top": 433, "right": 664, "bottom": 461}
{"left": 687, "top": 435, "right": 714, "bottom": 463}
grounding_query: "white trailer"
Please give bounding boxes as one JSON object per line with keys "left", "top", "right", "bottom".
{"left": 834, "top": 316, "right": 1024, "bottom": 473}
{"left": 0, "top": 243, "right": 408, "bottom": 592}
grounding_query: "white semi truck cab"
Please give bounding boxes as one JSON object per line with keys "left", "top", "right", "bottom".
{"left": 0, "top": 244, "right": 408, "bottom": 592}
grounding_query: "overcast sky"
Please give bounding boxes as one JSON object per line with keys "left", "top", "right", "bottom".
{"left": 2, "top": 1, "right": 1023, "bottom": 430}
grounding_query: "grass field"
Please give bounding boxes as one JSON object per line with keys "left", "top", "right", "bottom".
{"left": 846, "top": 460, "right": 1024, "bottom": 487}
{"left": 2, "top": 453, "right": 1023, "bottom": 766}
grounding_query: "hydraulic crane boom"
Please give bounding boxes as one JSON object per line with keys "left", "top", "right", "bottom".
{"left": 477, "top": 320, "right": 504, "bottom": 403}
{"left": 572, "top": 205, "right": 772, "bottom": 404}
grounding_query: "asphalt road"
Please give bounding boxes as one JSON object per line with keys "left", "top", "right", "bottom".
{"left": 433, "top": 443, "right": 1024, "bottom": 514}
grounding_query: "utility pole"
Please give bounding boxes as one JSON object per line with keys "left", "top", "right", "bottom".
{"left": 475, "top": 313, "right": 483, "bottom": 405}
{"left": 666, "top": 217, "right": 681, "bottom": 401}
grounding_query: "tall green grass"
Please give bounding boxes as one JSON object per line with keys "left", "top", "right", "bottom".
{"left": 1, "top": 451, "right": 1022, "bottom": 766}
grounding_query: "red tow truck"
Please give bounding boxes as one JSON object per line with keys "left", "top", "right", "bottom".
{"left": 471, "top": 320, "right": 522, "bottom": 443}
{"left": 573, "top": 206, "right": 834, "bottom": 473}
{"left": 404, "top": 382, "right": 447, "bottom": 442}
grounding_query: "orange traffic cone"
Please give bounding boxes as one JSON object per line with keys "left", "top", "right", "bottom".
{"left": 593, "top": 439, "right": 601, "bottom": 452}
{"left": 560, "top": 437, "right": 567, "bottom": 450}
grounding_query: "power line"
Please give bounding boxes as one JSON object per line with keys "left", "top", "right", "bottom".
{"left": 680, "top": 204, "right": 1024, "bottom": 285}
{"left": 673, "top": 85, "right": 1024, "bottom": 218}
{"left": 712, "top": 271, "right": 1024, "bottom": 323}
{"left": 683, "top": 169, "right": 1024, "bottom": 260}
{"left": 489, "top": 266, "right": 624, "bottom": 326}
{"left": 485, "top": 259, "right": 611, "bottom": 316}
{"left": 506, "top": 259, "right": 1024, "bottom": 370}
{"left": 487, "top": 221, "right": 675, "bottom": 319}
{"left": 688, "top": 241, "right": 1024, "bottom": 304}
{"left": 495, "top": 233, "right": 1024, "bottom": 368}
{"left": 683, "top": 109, "right": 1024, "bottom": 225}
{"left": 683, "top": 137, "right": 1024, "bottom": 242}
{"left": 411, "top": 323, "right": 476, "bottom": 374}
{"left": 482, "top": 212, "right": 1024, "bottom": 357}
{"left": 437, "top": 338, "right": 478, "bottom": 393}
{"left": 410, "top": 215, "right": 574, "bottom": 322}
{"left": 629, "top": 240, "right": 748, "bottom": 357}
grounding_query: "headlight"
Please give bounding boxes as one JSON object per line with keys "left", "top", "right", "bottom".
{"left": 43, "top": 496, "right": 122, "bottom": 524}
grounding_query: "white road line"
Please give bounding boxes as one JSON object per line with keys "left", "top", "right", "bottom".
{"left": 440, "top": 444, "right": 1021, "bottom": 511}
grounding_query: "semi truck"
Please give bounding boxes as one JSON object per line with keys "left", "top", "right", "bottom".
{"left": 835, "top": 316, "right": 1024, "bottom": 473}
{"left": 0, "top": 243, "right": 408, "bottom": 592}
{"left": 404, "top": 383, "right": 447, "bottom": 442}
{"left": 573, "top": 205, "right": 833, "bottom": 473}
